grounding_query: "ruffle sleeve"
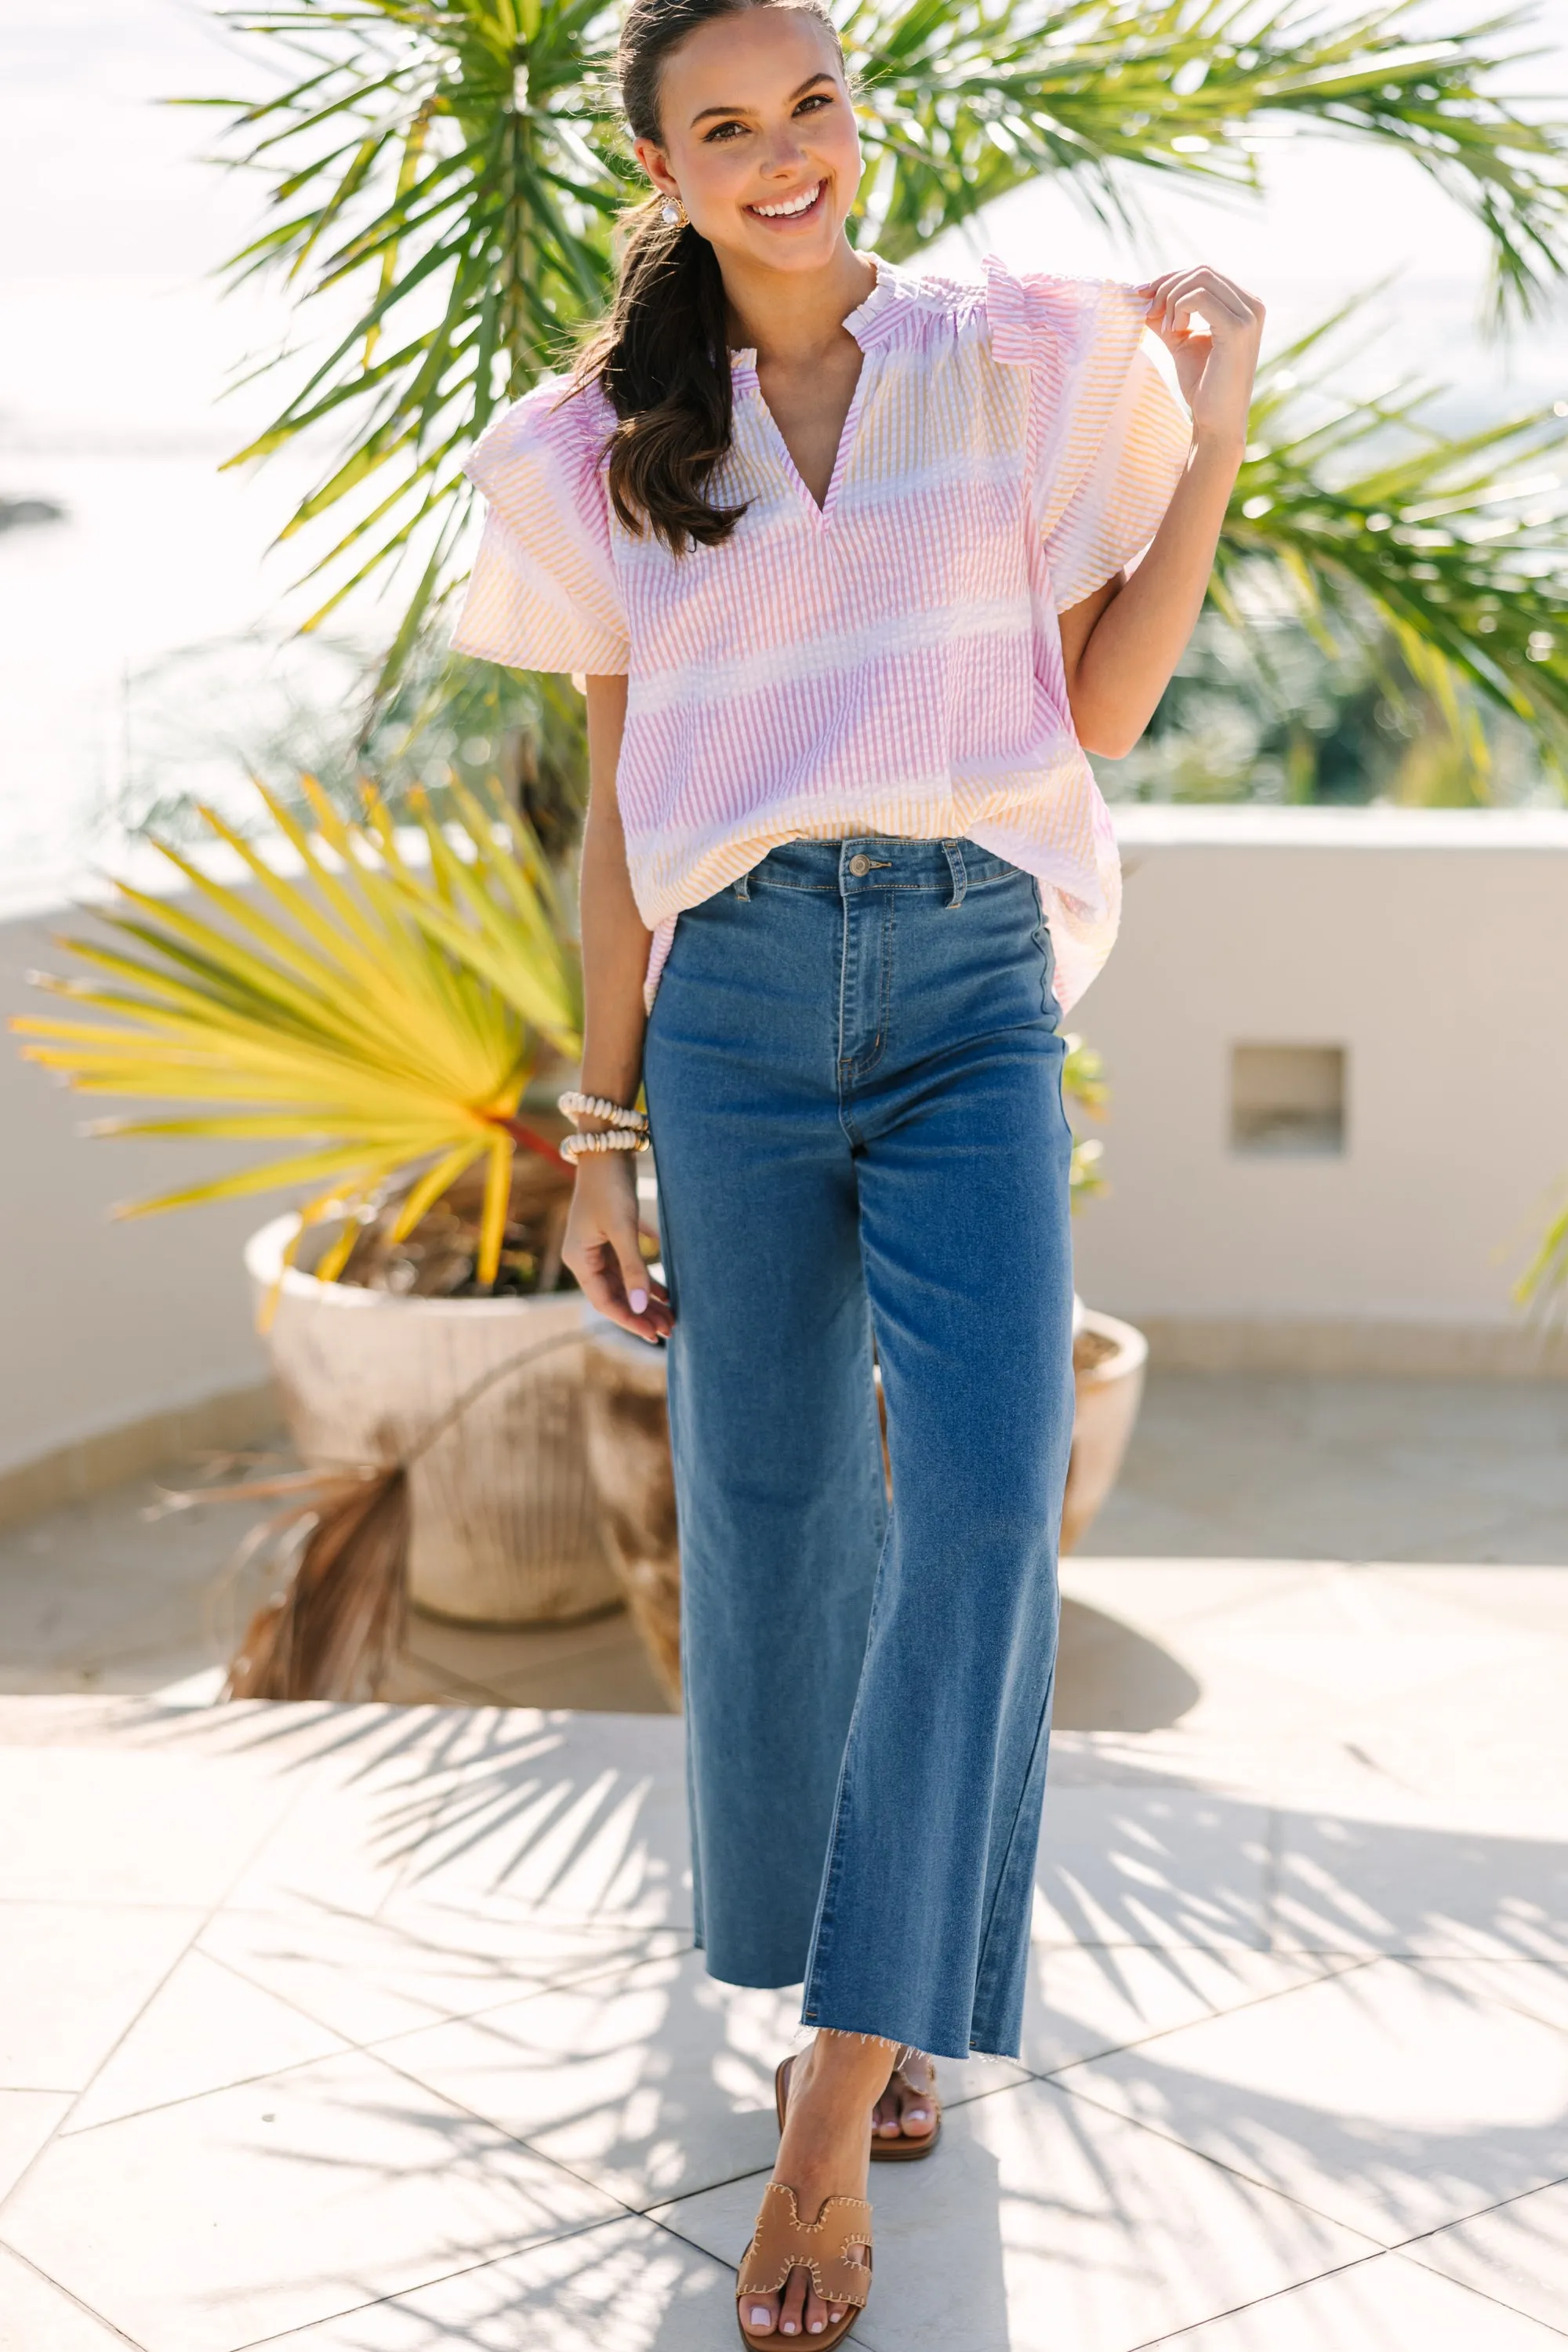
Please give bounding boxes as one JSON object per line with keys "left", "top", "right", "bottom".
{"left": 452, "top": 375, "right": 630, "bottom": 675}
{"left": 984, "top": 260, "right": 1192, "bottom": 612}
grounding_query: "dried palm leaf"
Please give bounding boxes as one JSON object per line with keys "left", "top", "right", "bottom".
{"left": 168, "top": 1323, "right": 590, "bottom": 1703}
{"left": 226, "top": 1466, "right": 409, "bottom": 1700}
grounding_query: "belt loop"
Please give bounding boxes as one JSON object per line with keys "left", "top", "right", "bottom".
{"left": 942, "top": 838, "right": 967, "bottom": 909}
{"left": 733, "top": 866, "right": 751, "bottom": 901}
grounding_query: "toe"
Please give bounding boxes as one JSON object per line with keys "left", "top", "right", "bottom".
{"left": 898, "top": 2079, "right": 935, "bottom": 2138}
{"left": 804, "top": 2279, "right": 830, "bottom": 2336}
{"left": 779, "top": 2265, "right": 809, "bottom": 2337}
{"left": 742, "top": 2291, "right": 779, "bottom": 2337}
{"left": 871, "top": 2087, "right": 900, "bottom": 2137}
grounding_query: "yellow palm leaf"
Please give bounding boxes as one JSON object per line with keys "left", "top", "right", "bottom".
{"left": 9, "top": 779, "right": 576, "bottom": 1289}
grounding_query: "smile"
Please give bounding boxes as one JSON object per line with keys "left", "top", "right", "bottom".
{"left": 748, "top": 180, "right": 825, "bottom": 222}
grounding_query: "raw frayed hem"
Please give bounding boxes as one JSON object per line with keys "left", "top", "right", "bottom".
{"left": 788, "top": 2023, "right": 901, "bottom": 2053}
{"left": 788, "top": 2024, "right": 929, "bottom": 2068}
{"left": 789, "top": 2022, "right": 1022, "bottom": 2067}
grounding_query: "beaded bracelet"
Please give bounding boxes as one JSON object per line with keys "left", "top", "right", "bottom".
{"left": 557, "top": 1089, "right": 648, "bottom": 1134}
{"left": 558, "top": 1128, "right": 650, "bottom": 1163}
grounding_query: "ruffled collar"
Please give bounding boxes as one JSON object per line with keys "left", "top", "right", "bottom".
{"left": 730, "top": 252, "right": 920, "bottom": 384}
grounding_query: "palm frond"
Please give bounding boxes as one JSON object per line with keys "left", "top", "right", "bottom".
{"left": 1218, "top": 303, "right": 1568, "bottom": 758}
{"left": 9, "top": 782, "right": 582, "bottom": 1286}
{"left": 849, "top": 0, "right": 1568, "bottom": 325}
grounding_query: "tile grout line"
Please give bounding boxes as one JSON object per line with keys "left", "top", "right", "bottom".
{"left": 1135, "top": 2227, "right": 1568, "bottom": 2350}
{"left": 1388, "top": 2248, "right": 1568, "bottom": 2343}
{"left": 1382, "top": 2163, "right": 1568, "bottom": 2293}
{"left": 0, "top": 1733, "right": 340, "bottom": 2224}
{"left": 1405, "top": 1951, "right": 1568, "bottom": 2040}
{"left": 396, "top": 1645, "right": 535, "bottom": 1710}
{"left": 0, "top": 2231, "right": 153, "bottom": 2350}
{"left": 1127, "top": 2244, "right": 1396, "bottom": 2351}
{"left": 46, "top": 1924, "right": 702, "bottom": 2140}
{"left": 223, "top": 2206, "right": 656, "bottom": 2351}
{"left": 1045, "top": 2056, "right": 1568, "bottom": 2311}
{"left": 1044, "top": 2069, "right": 1398, "bottom": 2252}
{"left": 354, "top": 2031, "right": 659, "bottom": 2220}
{"left": 1016, "top": 1947, "right": 1380, "bottom": 2088}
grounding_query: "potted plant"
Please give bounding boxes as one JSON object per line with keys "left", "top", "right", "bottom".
{"left": 11, "top": 775, "right": 630, "bottom": 1650}
{"left": 1054, "top": 1036, "right": 1150, "bottom": 1552}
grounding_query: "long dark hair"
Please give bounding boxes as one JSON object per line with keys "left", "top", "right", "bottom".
{"left": 579, "top": 0, "right": 844, "bottom": 555}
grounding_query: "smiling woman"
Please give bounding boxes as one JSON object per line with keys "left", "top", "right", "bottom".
{"left": 448, "top": 1, "right": 1261, "bottom": 2341}
{"left": 563, "top": 0, "right": 873, "bottom": 556}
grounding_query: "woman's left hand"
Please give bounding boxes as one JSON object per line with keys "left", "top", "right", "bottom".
{"left": 1137, "top": 266, "right": 1264, "bottom": 457}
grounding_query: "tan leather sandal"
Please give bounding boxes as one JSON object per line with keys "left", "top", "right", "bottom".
{"left": 870, "top": 2048, "right": 942, "bottom": 2163}
{"left": 735, "top": 2180, "right": 873, "bottom": 2349}
{"left": 774, "top": 2050, "right": 942, "bottom": 2165}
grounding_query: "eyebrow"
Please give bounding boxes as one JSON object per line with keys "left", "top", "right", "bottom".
{"left": 690, "top": 71, "right": 836, "bottom": 125}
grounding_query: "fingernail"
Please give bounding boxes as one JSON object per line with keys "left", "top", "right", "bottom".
{"left": 630, "top": 1287, "right": 648, "bottom": 1313}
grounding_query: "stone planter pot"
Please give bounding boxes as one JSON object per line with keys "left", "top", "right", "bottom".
{"left": 1062, "top": 1305, "right": 1149, "bottom": 1555}
{"left": 579, "top": 1299, "right": 1148, "bottom": 1696}
{"left": 245, "top": 1213, "right": 620, "bottom": 1627}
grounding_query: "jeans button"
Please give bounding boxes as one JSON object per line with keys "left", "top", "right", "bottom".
{"left": 848, "top": 853, "right": 870, "bottom": 876}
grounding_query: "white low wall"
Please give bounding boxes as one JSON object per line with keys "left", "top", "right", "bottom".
{"left": 0, "top": 885, "right": 272, "bottom": 1510}
{"left": 1070, "top": 807, "right": 1568, "bottom": 1371}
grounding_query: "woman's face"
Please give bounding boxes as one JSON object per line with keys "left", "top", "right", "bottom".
{"left": 634, "top": 6, "right": 862, "bottom": 278}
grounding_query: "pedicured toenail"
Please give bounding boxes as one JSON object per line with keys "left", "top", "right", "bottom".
{"left": 749, "top": 2310, "right": 771, "bottom": 2328}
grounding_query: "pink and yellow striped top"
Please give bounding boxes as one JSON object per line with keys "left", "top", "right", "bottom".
{"left": 453, "top": 254, "right": 1190, "bottom": 1010}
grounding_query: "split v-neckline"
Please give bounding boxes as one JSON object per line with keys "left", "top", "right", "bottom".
{"left": 729, "top": 256, "right": 895, "bottom": 527}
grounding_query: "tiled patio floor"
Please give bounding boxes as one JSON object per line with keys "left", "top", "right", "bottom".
{"left": 2, "top": 1374, "right": 1566, "bottom": 2347}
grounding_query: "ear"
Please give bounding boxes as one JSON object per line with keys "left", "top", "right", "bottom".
{"left": 633, "top": 136, "right": 681, "bottom": 201}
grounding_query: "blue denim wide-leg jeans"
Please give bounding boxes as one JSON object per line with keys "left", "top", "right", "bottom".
{"left": 642, "top": 836, "right": 1075, "bottom": 2063}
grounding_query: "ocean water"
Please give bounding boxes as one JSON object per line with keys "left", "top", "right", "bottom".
{"left": 7, "top": 0, "right": 1568, "bottom": 906}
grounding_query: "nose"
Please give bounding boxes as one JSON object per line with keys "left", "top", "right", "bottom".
{"left": 757, "top": 126, "right": 808, "bottom": 178}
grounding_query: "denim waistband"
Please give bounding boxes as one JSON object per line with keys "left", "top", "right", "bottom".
{"left": 738, "top": 836, "right": 1018, "bottom": 900}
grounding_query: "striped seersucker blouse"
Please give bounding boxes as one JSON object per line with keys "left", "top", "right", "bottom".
{"left": 452, "top": 253, "right": 1191, "bottom": 1011}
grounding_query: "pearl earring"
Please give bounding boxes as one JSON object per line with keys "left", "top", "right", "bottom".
{"left": 661, "top": 198, "right": 684, "bottom": 227}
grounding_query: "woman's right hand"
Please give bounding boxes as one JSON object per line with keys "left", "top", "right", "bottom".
{"left": 561, "top": 1150, "right": 673, "bottom": 1343}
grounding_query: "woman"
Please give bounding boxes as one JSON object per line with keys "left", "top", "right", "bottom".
{"left": 453, "top": 0, "right": 1261, "bottom": 2337}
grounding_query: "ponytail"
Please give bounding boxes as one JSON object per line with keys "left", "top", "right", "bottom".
{"left": 582, "top": 194, "right": 747, "bottom": 555}
{"left": 577, "top": 0, "right": 843, "bottom": 555}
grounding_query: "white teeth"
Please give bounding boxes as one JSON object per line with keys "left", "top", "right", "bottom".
{"left": 752, "top": 183, "right": 822, "bottom": 218}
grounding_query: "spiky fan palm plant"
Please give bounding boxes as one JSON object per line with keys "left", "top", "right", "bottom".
{"left": 189, "top": 0, "right": 1568, "bottom": 690}
{"left": 1221, "top": 304, "right": 1568, "bottom": 760}
{"left": 10, "top": 781, "right": 583, "bottom": 1288}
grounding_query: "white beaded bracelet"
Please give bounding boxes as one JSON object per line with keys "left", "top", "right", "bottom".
{"left": 558, "top": 1128, "right": 649, "bottom": 1163}
{"left": 557, "top": 1089, "right": 648, "bottom": 1134}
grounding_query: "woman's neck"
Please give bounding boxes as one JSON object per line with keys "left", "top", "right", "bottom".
{"left": 723, "top": 237, "right": 877, "bottom": 368}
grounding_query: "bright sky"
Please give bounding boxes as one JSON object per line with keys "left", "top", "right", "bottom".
{"left": 4, "top": 0, "right": 1568, "bottom": 890}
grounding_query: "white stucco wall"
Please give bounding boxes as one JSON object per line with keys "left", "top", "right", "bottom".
{"left": 0, "top": 882, "right": 270, "bottom": 1482}
{"left": 1069, "top": 807, "right": 1568, "bottom": 1356}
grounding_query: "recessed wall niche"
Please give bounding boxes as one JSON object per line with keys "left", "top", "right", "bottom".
{"left": 1230, "top": 1044, "right": 1347, "bottom": 1157}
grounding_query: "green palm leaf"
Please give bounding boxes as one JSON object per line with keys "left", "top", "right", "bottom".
{"left": 1218, "top": 301, "right": 1568, "bottom": 760}
{"left": 848, "top": 0, "right": 1568, "bottom": 321}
